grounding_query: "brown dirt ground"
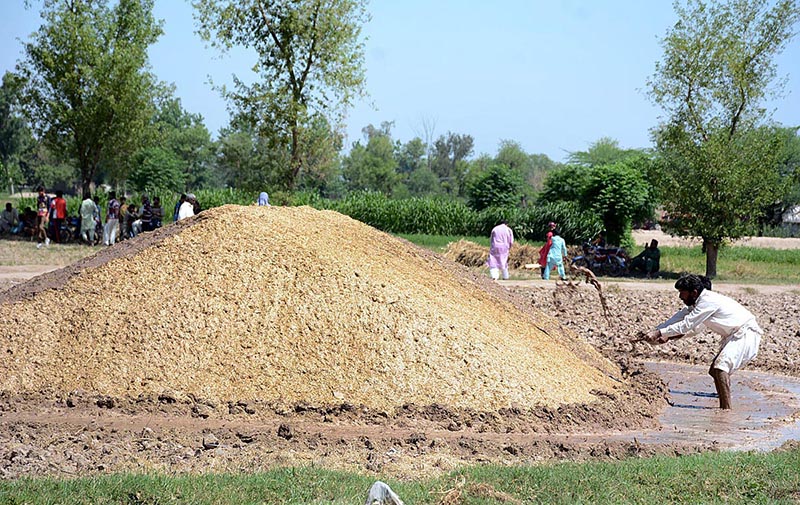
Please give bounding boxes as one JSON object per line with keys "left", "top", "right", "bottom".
{"left": 0, "top": 217, "right": 797, "bottom": 480}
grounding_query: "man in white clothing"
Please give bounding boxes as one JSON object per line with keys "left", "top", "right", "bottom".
{"left": 178, "top": 193, "right": 196, "bottom": 220}
{"left": 644, "top": 273, "right": 762, "bottom": 410}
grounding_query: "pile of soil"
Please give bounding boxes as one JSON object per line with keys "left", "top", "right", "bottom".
{"left": 0, "top": 205, "right": 644, "bottom": 415}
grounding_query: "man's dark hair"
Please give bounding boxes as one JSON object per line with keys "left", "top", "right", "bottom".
{"left": 675, "top": 274, "right": 706, "bottom": 294}
{"left": 699, "top": 275, "right": 712, "bottom": 290}
{"left": 36, "top": 185, "right": 44, "bottom": 192}
{"left": 109, "top": 191, "right": 116, "bottom": 199}
{"left": 56, "top": 190, "right": 63, "bottom": 198}
{"left": 552, "top": 229, "right": 560, "bottom": 236}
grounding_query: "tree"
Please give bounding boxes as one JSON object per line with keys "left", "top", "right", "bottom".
{"left": 150, "top": 94, "right": 216, "bottom": 190}
{"left": 217, "top": 122, "right": 290, "bottom": 191}
{"left": 17, "top": 0, "right": 163, "bottom": 195}
{"left": 567, "top": 137, "right": 642, "bottom": 168}
{"left": 0, "top": 72, "right": 34, "bottom": 193}
{"left": 647, "top": 0, "right": 800, "bottom": 277}
{"left": 539, "top": 165, "right": 592, "bottom": 205}
{"left": 526, "top": 153, "right": 560, "bottom": 192}
{"left": 540, "top": 157, "right": 655, "bottom": 246}
{"left": 295, "top": 114, "right": 344, "bottom": 194}
{"left": 495, "top": 140, "right": 531, "bottom": 173}
{"left": 194, "top": 0, "right": 369, "bottom": 189}
{"left": 432, "top": 132, "right": 474, "bottom": 195}
{"left": 466, "top": 164, "right": 525, "bottom": 211}
{"left": 404, "top": 167, "right": 441, "bottom": 197}
{"left": 396, "top": 137, "right": 426, "bottom": 174}
{"left": 758, "top": 126, "right": 800, "bottom": 232}
{"left": 582, "top": 157, "right": 656, "bottom": 247}
{"left": 341, "top": 124, "right": 399, "bottom": 194}
{"left": 129, "top": 146, "right": 184, "bottom": 193}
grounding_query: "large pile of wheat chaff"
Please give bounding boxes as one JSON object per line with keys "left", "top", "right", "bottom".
{"left": 444, "top": 240, "right": 541, "bottom": 269}
{"left": 0, "top": 205, "right": 622, "bottom": 412}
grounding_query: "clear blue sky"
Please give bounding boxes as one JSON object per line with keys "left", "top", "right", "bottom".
{"left": 2, "top": 1, "right": 799, "bottom": 162}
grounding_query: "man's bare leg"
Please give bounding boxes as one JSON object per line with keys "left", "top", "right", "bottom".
{"left": 709, "top": 367, "right": 732, "bottom": 410}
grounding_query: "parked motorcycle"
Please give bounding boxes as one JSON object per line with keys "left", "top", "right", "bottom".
{"left": 571, "top": 242, "right": 629, "bottom": 277}
{"left": 47, "top": 216, "right": 80, "bottom": 244}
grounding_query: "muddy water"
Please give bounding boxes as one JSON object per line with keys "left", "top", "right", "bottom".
{"left": 626, "top": 362, "right": 800, "bottom": 451}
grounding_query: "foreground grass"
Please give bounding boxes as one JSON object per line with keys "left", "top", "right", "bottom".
{"left": 400, "top": 234, "right": 800, "bottom": 285}
{"left": 2, "top": 448, "right": 799, "bottom": 504}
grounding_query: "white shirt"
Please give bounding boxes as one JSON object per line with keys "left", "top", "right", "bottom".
{"left": 177, "top": 201, "right": 195, "bottom": 220}
{"left": 657, "top": 306, "right": 706, "bottom": 338}
{"left": 659, "top": 289, "right": 760, "bottom": 339}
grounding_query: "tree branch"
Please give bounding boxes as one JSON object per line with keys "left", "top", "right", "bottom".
{"left": 255, "top": 0, "right": 298, "bottom": 92}
{"left": 298, "top": 0, "right": 322, "bottom": 105}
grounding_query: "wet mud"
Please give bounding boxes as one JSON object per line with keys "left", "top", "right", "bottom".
{"left": 601, "top": 362, "right": 800, "bottom": 451}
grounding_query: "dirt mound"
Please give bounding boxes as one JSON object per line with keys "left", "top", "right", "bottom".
{"left": 0, "top": 206, "right": 626, "bottom": 414}
{"left": 444, "top": 240, "right": 542, "bottom": 268}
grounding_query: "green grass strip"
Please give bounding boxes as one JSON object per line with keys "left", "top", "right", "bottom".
{"left": 2, "top": 449, "right": 799, "bottom": 504}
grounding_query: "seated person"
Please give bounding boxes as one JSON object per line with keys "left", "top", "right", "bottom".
{"left": 21, "top": 207, "right": 37, "bottom": 237}
{"left": 631, "top": 239, "right": 661, "bottom": 277}
{"left": 591, "top": 230, "right": 607, "bottom": 248}
{"left": 1, "top": 203, "right": 20, "bottom": 235}
{"left": 126, "top": 204, "right": 142, "bottom": 238}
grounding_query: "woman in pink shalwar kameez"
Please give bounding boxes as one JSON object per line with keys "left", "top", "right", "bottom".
{"left": 487, "top": 220, "right": 514, "bottom": 280}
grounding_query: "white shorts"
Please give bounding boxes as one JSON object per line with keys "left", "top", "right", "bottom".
{"left": 712, "top": 326, "right": 761, "bottom": 374}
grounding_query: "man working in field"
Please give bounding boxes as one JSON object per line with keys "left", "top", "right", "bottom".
{"left": 644, "top": 274, "right": 762, "bottom": 410}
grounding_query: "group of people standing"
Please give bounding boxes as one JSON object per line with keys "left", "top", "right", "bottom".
{"left": 76, "top": 191, "right": 169, "bottom": 246}
{"left": 486, "top": 220, "right": 568, "bottom": 282}
{"left": 0, "top": 188, "right": 198, "bottom": 248}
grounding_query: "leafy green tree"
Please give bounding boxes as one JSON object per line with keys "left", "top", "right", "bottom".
{"left": 216, "top": 123, "right": 290, "bottom": 191}
{"left": 567, "top": 137, "right": 643, "bottom": 168}
{"left": 17, "top": 0, "right": 163, "bottom": 195}
{"left": 151, "top": 95, "right": 216, "bottom": 190}
{"left": 0, "top": 72, "right": 34, "bottom": 193}
{"left": 341, "top": 125, "right": 399, "bottom": 194}
{"left": 29, "top": 144, "right": 78, "bottom": 192}
{"left": 583, "top": 157, "right": 656, "bottom": 247}
{"left": 296, "top": 114, "right": 344, "bottom": 194}
{"left": 404, "top": 167, "right": 441, "bottom": 197}
{"left": 495, "top": 140, "right": 530, "bottom": 172}
{"left": 466, "top": 164, "right": 525, "bottom": 211}
{"left": 194, "top": 0, "right": 369, "bottom": 189}
{"left": 129, "top": 146, "right": 184, "bottom": 193}
{"left": 396, "top": 137, "right": 426, "bottom": 174}
{"left": 647, "top": 0, "right": 800, "bottom": 277}
{"left": 539, "top": 165, "right": 592, "bottom": 205}
{"left": 758, "top": 126, "right": 800, "bottom": 232}
{"left": 539, "top": 157, "right": 655, "bottom": 246}
{"left": 432, "top": 132, "right": 474, "bottom": 195}
{"left": 526, "top": 153, "right": 560, "bottom": 192}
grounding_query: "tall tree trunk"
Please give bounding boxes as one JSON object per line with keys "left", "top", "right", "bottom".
{"left": 289, "top": 124, "right": 301, "bottom": 189}
{"left": 704, "top": 238, "right": 719, "bottom": 279}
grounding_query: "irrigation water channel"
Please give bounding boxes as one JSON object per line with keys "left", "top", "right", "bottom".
{"left": 597, "top": 361, "right": 800, "bottom": 451}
